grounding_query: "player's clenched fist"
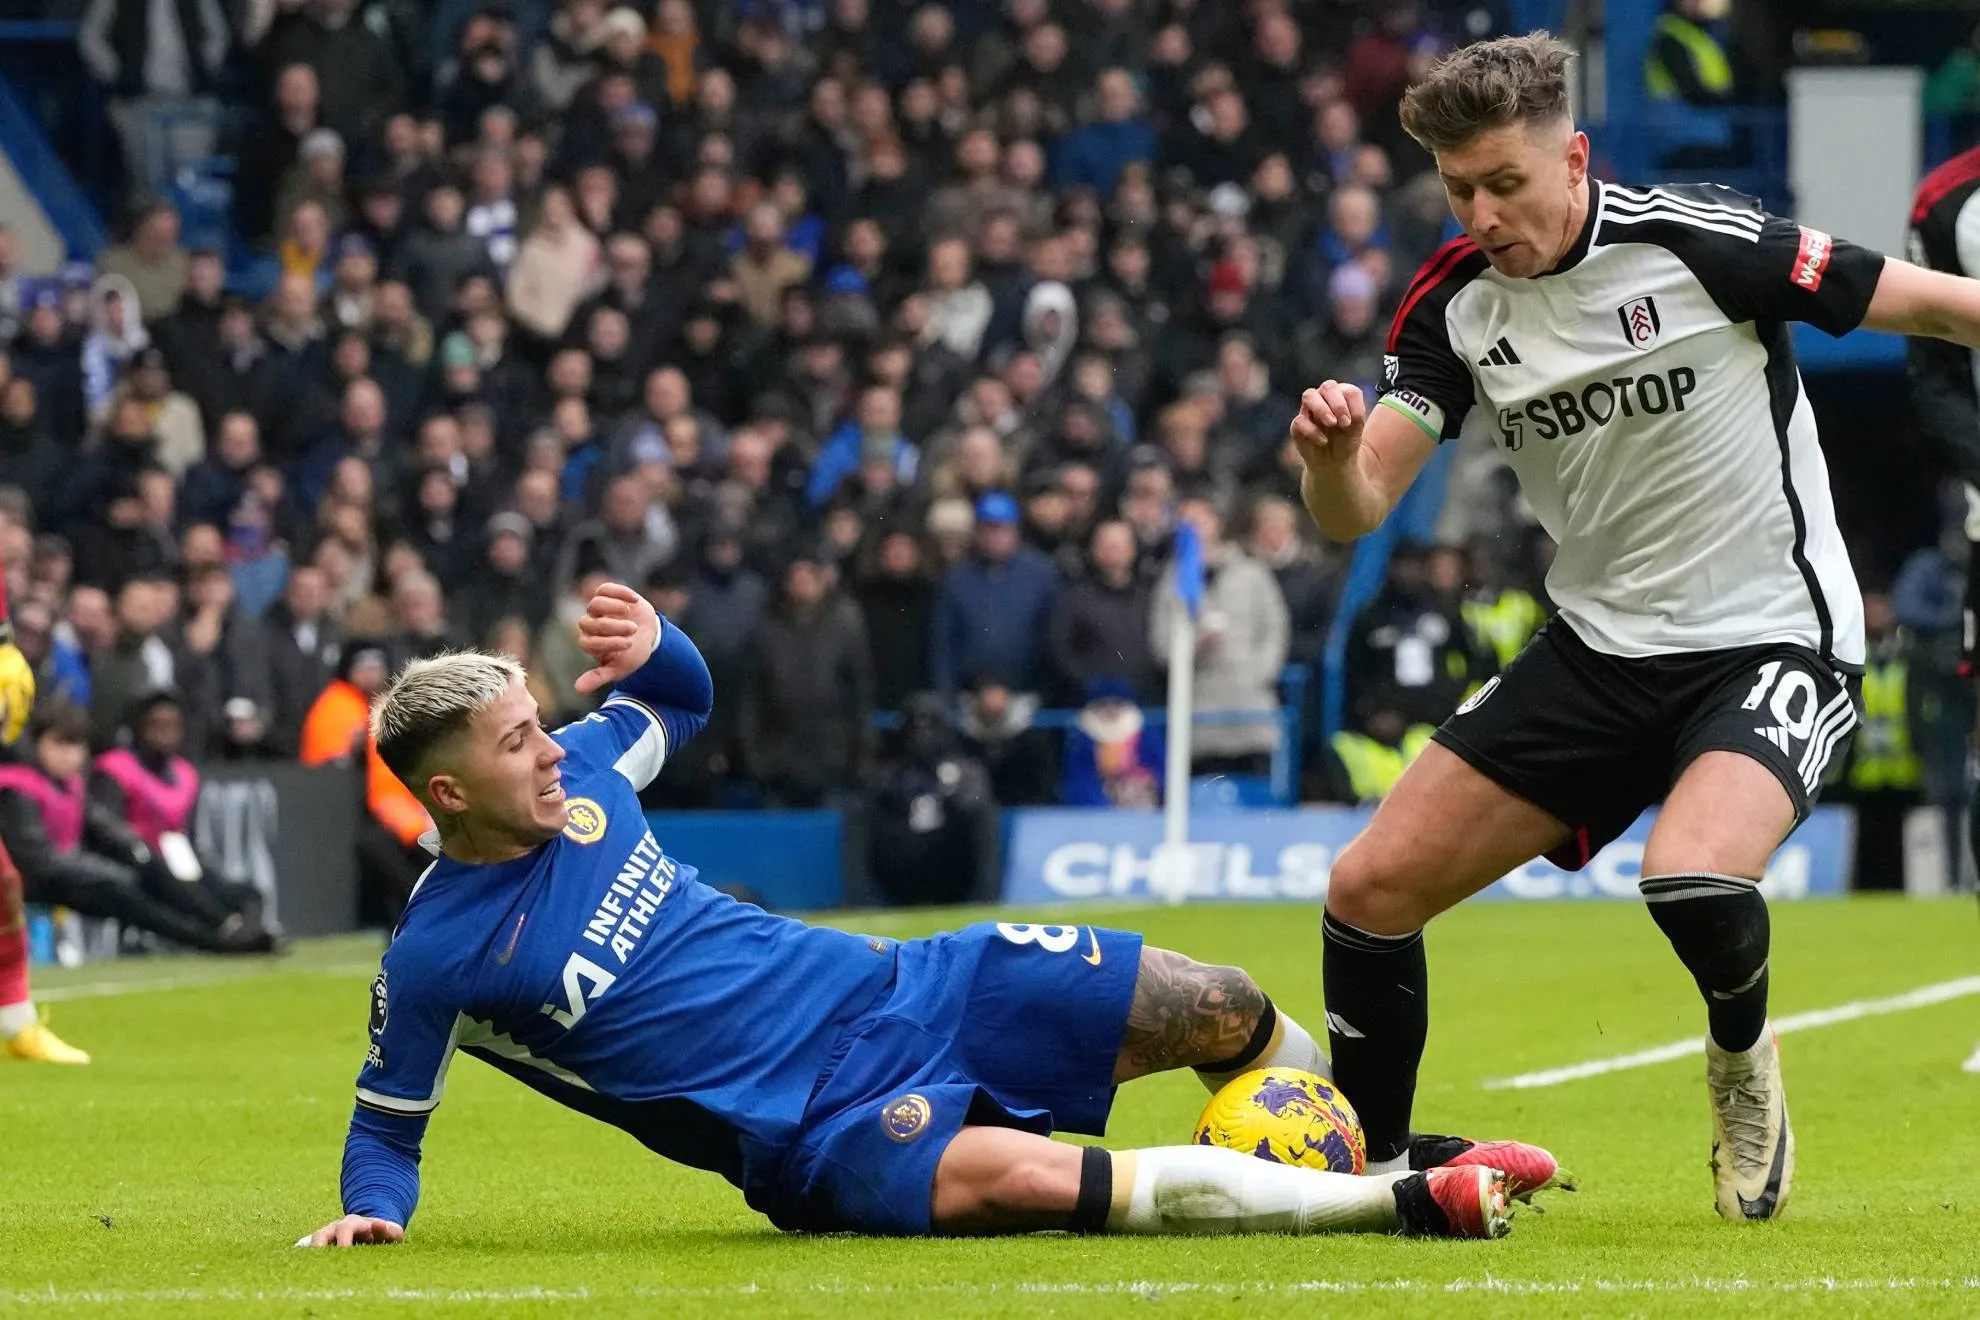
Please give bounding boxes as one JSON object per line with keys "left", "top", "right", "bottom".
{"left": 1288, "top": 382, "right": 1366, "bottom": 473}
{"left": 297, "top": 1214, "right": 404, "bottom": 1248}
{"left": 0, "top": 634, "right": 36, "bottom": 746}
{"left": 574, "top": 581, "right": 661, "bottom": 694}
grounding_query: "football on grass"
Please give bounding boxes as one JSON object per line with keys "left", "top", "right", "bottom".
{"left": 1194, "top": 1068, "right": 1367, "bottom": 1174}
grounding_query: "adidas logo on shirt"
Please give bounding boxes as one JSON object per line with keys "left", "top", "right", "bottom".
{"left": 1477, "top": 337, "right": 1521, "bottom": 367}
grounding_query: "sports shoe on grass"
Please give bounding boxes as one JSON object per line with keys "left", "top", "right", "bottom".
{"left": 1394, "top": 1165, "right": 1512, "bottom": 1239}
{"left": 1408, "top": 1133, "right": 1574, "bottom": 1203}
{"left": 1707, "top": 1027, "right": 1792, "bottom": 1221}
{"left": 4, "top": 1015, "right": 90, "bottom": 1064}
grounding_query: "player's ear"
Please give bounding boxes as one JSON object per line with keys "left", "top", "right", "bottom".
{"left": 426, "top": 772, "right": 468, "bottom": 815}
{"left": 1565, "top": 129, "right": 1589, "bottom": 187}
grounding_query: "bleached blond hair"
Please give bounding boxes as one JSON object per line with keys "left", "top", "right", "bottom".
{"left": 371, "top": 650, "right": 526, "bottom": 789}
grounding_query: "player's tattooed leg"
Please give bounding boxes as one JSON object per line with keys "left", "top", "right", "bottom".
{"left": 1113, "top": 946, "right": 1267, "bottom": 1082}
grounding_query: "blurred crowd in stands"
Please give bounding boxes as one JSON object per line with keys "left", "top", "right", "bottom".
{"left": 0, "top": 0, "right": 1664, "bottom": 912}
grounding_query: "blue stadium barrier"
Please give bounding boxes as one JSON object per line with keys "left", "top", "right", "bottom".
{"left": 644, "top": 809, "right": 845, "bottom": 910}
{"left": 1000, "top": 804, "right": 1854, "bottom": 906}
{"left": 1510, "top": 0, "right": 1568, "bottom": 34}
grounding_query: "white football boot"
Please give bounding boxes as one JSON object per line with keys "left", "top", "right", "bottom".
{"left": 1706, "top": 1027, "right": 1793, "bottom": 1222}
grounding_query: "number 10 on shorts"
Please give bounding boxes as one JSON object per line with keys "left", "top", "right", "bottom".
{"left": 1738, "top": 658, "right": 1853, "bottom": 790}
{"left": 1740, "top": 660, "right": 1818, "bottom": 742}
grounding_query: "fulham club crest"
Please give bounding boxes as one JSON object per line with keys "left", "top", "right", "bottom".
{"left": 1617, "top": 296, "right": 1661, "bottom": 350}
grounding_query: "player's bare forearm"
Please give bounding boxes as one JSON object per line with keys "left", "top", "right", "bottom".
{"left": 1290, "top": 387, "right": 1436, "bottom": 542}
{"left": 1113, "top": 947, "right": 1266, "bottom": 1082}
{"left": 1299, "top": 452, "right": 1393, "bottom": 542}
{"left": 1865, "top": 258, "right": 1980, "bottom": 351}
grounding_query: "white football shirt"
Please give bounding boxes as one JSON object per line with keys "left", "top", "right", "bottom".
{"left": 1379, "top": 179, "right": 1885, "bottom": 668}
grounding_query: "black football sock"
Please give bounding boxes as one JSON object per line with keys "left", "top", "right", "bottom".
{"left": 1640, "top": 872, "right": 1770, "bottom": 1053}
{"left": 1070, "top": 1145, "right": 1113, "bottom": 1234}
{"left": 1321, "top": 910, "right": 1426, "bottom": 1165}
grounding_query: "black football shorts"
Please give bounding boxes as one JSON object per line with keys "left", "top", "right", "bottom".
{"left": 1432, "top": 620, "right": 1861, "bottom": 870}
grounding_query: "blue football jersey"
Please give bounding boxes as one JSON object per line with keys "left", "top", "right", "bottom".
{"left": 342, "top": 623, "right": 895, "bottom": 1223}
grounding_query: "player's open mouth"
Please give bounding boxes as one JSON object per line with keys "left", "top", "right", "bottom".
{"left": 538, "top": 781, "right": 564, "bottom": 803}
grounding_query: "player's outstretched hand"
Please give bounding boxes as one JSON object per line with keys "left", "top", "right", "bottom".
{"left": 297, "top": 1214, "right": 404, "bottom": 1248}
{"left": 1289, "top": 382, "right": 1366, "bottom": 474}
{"left": 573, "top": 581, "right": 660, "bottom": 695}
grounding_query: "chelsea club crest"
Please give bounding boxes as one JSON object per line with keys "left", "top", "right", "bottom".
{"left": 562, "top": 798, "right": 607, "bottom": 844}
{"left": 882, "top": 1094, "right": 933, "bottom": 1143}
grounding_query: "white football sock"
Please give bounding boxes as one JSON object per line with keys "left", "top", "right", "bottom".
{"left": 0, "top": 1000, "right": 36, "bottom": 1038}
{"left": 1364, "top": 1153, "right": 1411, "bottom": 1176}
{"left": 1104, "top": 1146, "right": 1405, "bottom": 1235}
{"left": 1198, "top": 1008, "right": 1332, "bottom": 1091}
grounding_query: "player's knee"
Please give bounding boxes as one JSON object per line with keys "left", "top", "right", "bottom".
{"left": 1204, "top": 961, "right": 1266, "bottom": 1028}
{"left": 1325, "top": 841, "right": 1429, "bottom": 935}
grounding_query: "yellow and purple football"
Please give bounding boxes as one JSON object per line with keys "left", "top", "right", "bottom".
{"left": 1194, "top": 1067, "right": 1366, "bottom": 1174}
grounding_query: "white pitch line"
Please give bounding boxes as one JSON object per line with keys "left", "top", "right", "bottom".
{"left": 33, "top": 963, "right": 380, "bottom": 1003}
{"left": 4, "top": 1279, "right": 1980, "bottom": 1305}
{"left": 1486, "top": 974, "right": 1980, "bottom": 1090}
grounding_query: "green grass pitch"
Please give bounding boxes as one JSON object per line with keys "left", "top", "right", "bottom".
{"left": 2, "top": 897, "right": 1977, "bottom": 1318}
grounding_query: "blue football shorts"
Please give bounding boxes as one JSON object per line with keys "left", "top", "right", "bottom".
{"left": 767, "top": 920, "right": 1143, "bottom": 1235}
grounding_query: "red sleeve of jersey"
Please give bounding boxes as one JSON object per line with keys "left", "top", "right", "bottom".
{"left": 1379, "top": 240, "right": 1484, "bottom": 442}
{"left": 1387, "top": 237, "right": 1478, "bottom": 353}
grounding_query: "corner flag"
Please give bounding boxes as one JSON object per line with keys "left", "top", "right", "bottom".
{"left": 1172, "top": 521, "right": 1204, "bottom": 620}
{"left": 1157, "top": 522, "right": 1204, "bottom": 904}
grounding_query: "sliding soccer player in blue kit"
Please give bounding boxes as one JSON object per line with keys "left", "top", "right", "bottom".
{"left": 301, "top": 582, "right": 1563, "bottom": 1248}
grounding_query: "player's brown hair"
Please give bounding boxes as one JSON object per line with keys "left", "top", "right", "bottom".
{"left": 1398, "top": 32, "right": 1576, "bottom": 153}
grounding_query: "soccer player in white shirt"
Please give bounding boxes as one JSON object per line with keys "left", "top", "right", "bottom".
{"left": 1293, "top": 32, "right": 1980, "bottom": 1220}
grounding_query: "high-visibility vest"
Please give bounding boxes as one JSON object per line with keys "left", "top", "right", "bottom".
{"left": 1848, "top": 659, "right": 1922, "bottom": 792}
{"left": 1645, "top": 13, "right": 1733, "bottom": 101}
{"left": 1462, "top": 590, "right": 1546, "bottom": 671}
{"left": 301, "top": 678, "right": 435, "bottom": 846}
{"left": 1331, "top": 725, "right": 1437, "bottom": 803}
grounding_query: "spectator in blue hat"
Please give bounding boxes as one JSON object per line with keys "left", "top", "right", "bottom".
{"left": 929, "top": 489, "right": 1058, "bottom": 701}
